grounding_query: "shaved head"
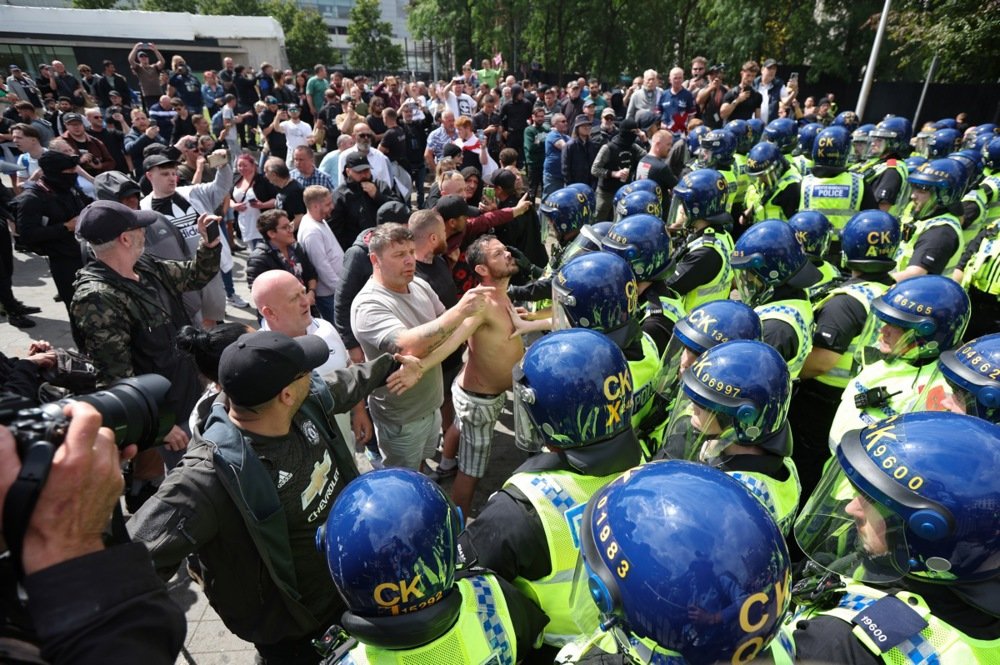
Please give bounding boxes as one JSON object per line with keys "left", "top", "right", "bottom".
{"left": 250, "top": 270, "right": 312, "bottom": 336}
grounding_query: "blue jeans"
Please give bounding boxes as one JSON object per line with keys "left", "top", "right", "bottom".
{"left": 314, "top": 294, "right": 336, "bottom": 323}
{"left": 542, "top": 171, "right": 564, "bottom": 198}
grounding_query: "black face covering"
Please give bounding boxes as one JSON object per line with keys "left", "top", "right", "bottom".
{"left": 44, "top": 171, "right": 79, "bottom": 191}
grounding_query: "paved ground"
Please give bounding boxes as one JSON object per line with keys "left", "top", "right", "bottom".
{"left": 2, "top": 240, "right": 526, "bottom": 664}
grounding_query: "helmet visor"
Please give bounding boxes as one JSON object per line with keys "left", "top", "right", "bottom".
{"left": 512, "top": 363, "right": 545, "bottom": 453}
{"left": 733, "top": 268, "right": 768, "bottom": 307}
{"left": 560, "top": 224, "right": 604, "bottom": 265}
{"left": 652, "top": 333, "right": 697, "bottom": 402}
{"left": 794, "top": 453, "right": 911, "bottom": 584}
{"left": 864, "top": 136, "right": 886, "bottom": 160}
{"left": 666, "top": 194, "right": 687, "bottom": 231}
{"left": 551, "top": 281, "right": 575, "bottom": 332}
{"left": 855, "top": 306, "right": 929, "bottom": 368}
{"left": 750, "top": 166, "right": 778, "bottom": 194}
{"left": 662, "top": 389, "right": 738, "bottom": 462}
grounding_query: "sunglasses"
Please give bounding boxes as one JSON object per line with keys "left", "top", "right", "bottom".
{"left": 356, "top": 133, "right": 374, "bottom": 138}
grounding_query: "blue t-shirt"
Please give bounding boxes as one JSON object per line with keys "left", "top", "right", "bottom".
{"left": 658, "top": 87, "right": 696, "bottom": 134}
{"left": 544, "top": 131, "right": 569, "bottom": 177}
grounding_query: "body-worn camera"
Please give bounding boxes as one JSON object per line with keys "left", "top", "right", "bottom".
{"left": 1, "top": 374, "right": 173, "bottom": 574}
{"left": 854, "top": 385, "right": 901, "bottom": 410}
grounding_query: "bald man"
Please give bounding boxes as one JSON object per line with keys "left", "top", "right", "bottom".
{"left": 251, "top": 269, "right": 374, "bottom": 450}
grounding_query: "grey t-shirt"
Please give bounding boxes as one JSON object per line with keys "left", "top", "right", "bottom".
{"left": 350, "top": 277, "right": 445, "bottom": 424}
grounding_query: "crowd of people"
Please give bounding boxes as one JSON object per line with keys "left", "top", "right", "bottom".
{"left": 1, "top": 43, "right": 1000, "bottom": 665}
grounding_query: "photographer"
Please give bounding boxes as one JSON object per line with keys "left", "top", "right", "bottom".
{"left": 0, "top": 402, "right": 185, "bottom": 664}
{"left": 719, "top": 60, "right": 763, "bottom": 122}
{"left": 695, "top": 64, "right": 729, "bottom": 129}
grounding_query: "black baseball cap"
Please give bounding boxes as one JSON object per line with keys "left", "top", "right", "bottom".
{"left": 76, "top": 200, "right": 158, "bottom": 243}
{"left": 435, "top": 195, "right": 478, "bottom": 220}
{"left": 63, "top": 112, "right": 84, "bottom": 124}
{"left": 345, "top": 152, "right": 371, "bottom": 172}
{"left": 143, "top": 153, "right": 178, "bottom": 171}
{"left": 218, "top": 331, "right": 329, "bottom": 407}
{"left": 762, "top": 58, "right": 778, "bottom": 69}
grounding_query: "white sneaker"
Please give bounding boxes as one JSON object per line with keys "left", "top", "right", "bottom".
{"left": 227, "top": 293, "right": 250, "bottom": 308}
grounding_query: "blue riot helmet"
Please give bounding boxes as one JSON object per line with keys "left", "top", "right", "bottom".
{"left": 686, "top": 124, "right": 710, "bottom": 154}
{"left": 512, "top": 328, "right": 635, "bottom": 454}
{"left": 559, "top": 221, "right": 613, "bottom": 265}
{"left": 667, "top": 168, "right": 729, "bottom": 230}
{"left": 795, "top": 412, "right": 1000, "bottom": 585}
{"left": 851, "top": 123, "right": 876, "bottom": 161}
{"left": 612, "top": 179, "right": 664, "bottom": 213}
{"left": 949, "top": 149, "right": 983, "bottom": 190}
{"left": 763, "top": 118, "right": 798, "bottom": 154}
{"left": 746, "top": 118, "right": 765, "bottom": 145}
{"left": 932, "top": 333, "right": 1000, "bottom": 423}
{"left": 316, "top": 468, "right": 462, "bottom": 641}
{"left": 966, "top": 123, "right": 999, "bottom": 149}
{"left": 540, "top": 186, "right": 592, "bottom": 242}
{"left": 794, "top": 122, "right": 823, "bottom": 157}
{"left": 697, "top": 129, "right": 736, "bottom": 168}
{"left": 907, "top": 158, "right": 965, "bottom": 220}
{"left": 614, "top": 189, "right": 662, "bottom": 221}
{"left": 566, "top": 182, "right": 597, "bottom": 214}
{"left": 664, "top": 340, "right": 792, "bottom": 462}
{"left": 832, "top": 110, "right": 860, "bottom": 133}
{"left": 859, "top": 274, "right": 970, "bottom": 364}
{"left": 745, "top": 142, "right": 789, "bottom": 199}
{"left": 811, "top": 125, "right": 851, "bottom": 168}
{"left": 865, "top": 116, "right": 912, "bottom": 160}
{"left": 968, "top": 131, "right": 995, "bottom": 155}
{"left": 984, "top": 137, "right": 1000, "bottom": 172}
{"left": 839, "top": 210, "right": 900, "bottom": 273}
{"left": 788, "top": 210, "right": 833, "bottom": 260}
{"left": 904, "top": 155, "right": 927, "bottom": 174}
{"left": 724, "top": 119, "right": 753, "bottom": 154}
{"left": 552, "top": 252, "right": 640, "bottom": 349}
{"left": 934, "top": 118, "right": 957, "bottom": 130}
{"left": 580, "top": 461, "right": 791, "bottom": 664}
{"left": 731, "top": 219, "right": 821, "bottom": 307}
{"left": 602, "top": 213, "right": 673, "bottom": 282}
{"left": 654, "top": 301, "right": 762, "bottom": 408}
{"left": 925, "top": 128, "right": 962, "bottom": 158}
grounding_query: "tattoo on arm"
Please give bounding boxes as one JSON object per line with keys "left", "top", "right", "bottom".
{"left": 385, "top": 330, "right": 402, "bottom": 355}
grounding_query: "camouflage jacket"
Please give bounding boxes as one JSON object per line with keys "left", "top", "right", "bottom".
{"left": 71, "top": 242, "right": 221, "bottom": 421}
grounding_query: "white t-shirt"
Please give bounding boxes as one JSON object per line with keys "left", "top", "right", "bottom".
{"left": 281, "top": 119, "right": 313, "bottom": 164}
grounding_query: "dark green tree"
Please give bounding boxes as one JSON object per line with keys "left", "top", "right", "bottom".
{"left": 72, "top": 0, "right": 120, "bottom": 8}
{"left": 265, "top": 0, "right": 336, "bottom": 71}
{"left": 348, "top": 0, "right": 404, "bottom": 73}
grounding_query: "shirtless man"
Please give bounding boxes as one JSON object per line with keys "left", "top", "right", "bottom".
{"left": 449, "top": 235, "right": 524, "bottom": 515}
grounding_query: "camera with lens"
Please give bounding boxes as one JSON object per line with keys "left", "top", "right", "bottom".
{"left": 854, "top": 385, "right": 901, "bottom": 410}
{"left": 2, "top": 374, "right": 172, "bottom": 457}
{"left": 1, "top": 374, "right": 173, "bottom": 572}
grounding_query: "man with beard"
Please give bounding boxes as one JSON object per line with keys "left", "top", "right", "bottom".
{"left": 445, "top": 235, "right": 523, "bottom": 515}
{"left": 338, "top": 122, "right": 393, "bottom": 190}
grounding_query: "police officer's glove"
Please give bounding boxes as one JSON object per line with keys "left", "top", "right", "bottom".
{"left": 507, "top": 245, "right": 544, "bottom": 279}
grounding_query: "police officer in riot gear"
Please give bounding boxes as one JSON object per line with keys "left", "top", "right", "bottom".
{"left": 731, "top": 219, "right": 822, "bottom": 379}
{"left": 855, "top": 116, "right": 912, "bottom": 217}
{"left": 799, "top": 126, "right": 875, "bottom": 263}
{"left": 556, "top": 461, "right": 792, "bottom": 664}
{"left": 893, "top": 159, "right": 966, "bottom": 281}
{"left": 788, "top": 210, "right": 842, "bottom": 301}
{"left": 775, "top": 412, "right": 1000, "bottom": 663}
{"left": 664, "top": 168, "right": 735, "bottom": 315}
{"left": 659, "top": 340, "right": 801, "bottom": 534}
{"left": 742, "top": 141, "right": 801, "bottom": 224}
{"left": 790, "top": 210, "right": 901, "bottom": 499}
{"left": 926, "top": 333, "right": 1000, "bottom": 424}
{"left": 827, "top": 275, "right": 971, "bottom": 449}
{"left": 315, "top": 468, "right": 547, "bottom": 664}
